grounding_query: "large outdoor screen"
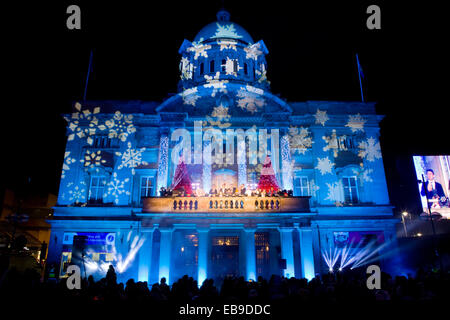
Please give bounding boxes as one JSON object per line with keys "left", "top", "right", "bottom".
{"left": 413, "top": 155, "right": 450, "bottom": 219}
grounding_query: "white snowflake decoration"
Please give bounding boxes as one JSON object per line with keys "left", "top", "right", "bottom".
{"left": 65, "top": 102, "right": 103, "bottom": 145}
{"left": 288, "top": 126, "right": 313, "bottom": 154}
{"left": 218, "top": 40, "right": 237, "bottom": 51}
{"left": 180, "top": 87, "right": 201, "bottom": 106}
{"left": 187, "top": 43, "right": 211, "bottom": 60}
{"left": 105, "top": 111, "right": 136, "bottom": 142}
{"left": 310, "top": 179, "right": 320, "bottom": 197}
{"left": 68, "top": 181, "right": 87, "bottom": 204}
{"left": 358, "top": 137, "right": 381, "bottom": 162}
{"left": 62, "top": 151, "right": 76, "bottom": 179}
{"left": 324, "top": 182, "right": 343, "bottom": 206}
{"left": 212, "top": 23, "right": 243, "bottom": 39}
{"left": 315, "top": 157, "right": 335, "bottom": 175}
{"left": 361, "top": 168, "right": 374, "bottom": 182}
{"left": 314, "top": 109, "right": 329, "bottom": 126}
{"left": 104, "top": 172, "right": 130, "bottom": 205}
{"left": 204, "top": 72, "right": 229, "bottom": 97}
{"left": 81, "top": 150, "right": 107, "bottom": 168}
{"left": 180, "top": 57, "right": 193, "bottom": 80}
{"left": 345, "top": 113, "right": 366, "bottom": 133}
{"left": 236, "top": 85, "right": 265, "bottom": 113}
{"left": 255, "top": 63, "right": 268, "bottom": 83}
{"left": 116, "top": 142, "right": 148, "bottom": 175}
{"left": 222, "top": 57, "right": 240, "bottom": 76}
{"left": 244, "top": 42, "right": 263, "bottom": 60}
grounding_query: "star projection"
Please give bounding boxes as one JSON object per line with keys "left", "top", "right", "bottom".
{"left": 116, "top": 142, "right": 148, "bottom": 175}
{"left": 315, "top": 157, "right": 335, "bottom": 175}
{"left": 314, "top": 109, "right": 329, "bottom": 126}
{"left": 82, "top": 150, "right": 107, "bottom": 168}
{"left": 105, "top": 172, "right": 130, "bottom": 205}
{"left": 345, "top": 113, "right": 366, "bottom": 133}
{"left": 105, "top": 111, "right": 136, "bottom": 142}
{"left": 288, "top": 126, "right": 313, "bottom": 154}
{"left": 358, "top": 137, "right": 381, "bottom": 162}
{"left": 236, "top": 85, "right": 266, "bottom": 113}
{"left": 212, "top": 23, "right": 243, "bottom": 39}
{"left": 62, "top": 151, "right": 76, "bottom": 179}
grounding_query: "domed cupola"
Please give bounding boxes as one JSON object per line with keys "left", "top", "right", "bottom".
{"left": 177, "top": 9, "right": 270, "bottom": 92}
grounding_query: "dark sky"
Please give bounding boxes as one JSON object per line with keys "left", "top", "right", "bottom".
{"left": 3, "top": 1, "right": 449, "bottom": 214}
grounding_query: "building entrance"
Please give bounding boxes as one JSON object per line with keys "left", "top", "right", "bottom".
{"left": 211, "top": 236, "right": 239, "bottom": 279}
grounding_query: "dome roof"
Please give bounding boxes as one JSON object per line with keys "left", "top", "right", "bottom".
{"left": 193, "top": 10, "right": 254, "bottom": 44}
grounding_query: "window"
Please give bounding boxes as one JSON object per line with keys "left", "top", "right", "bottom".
{"left": 199, "top": 62, "right": 204, "bottom": 75}
{"left": 209, "top": 60, "right": 215, "bottom": 73}
{"left": 244, "top": 63, "right": 248, "bottom": 75}
{"left": 342, "top": 176, "right": 358, "bottom": 203}
{"left": 140, "top": 176, "right": 154, "bottom": 200}
{"left": 93, "top": 136, "right": 111, "bottom": 148}
{"left": 294, "top": 176, "right": 309, "bottom": 196}
{"left": 221, "top": 59, "right": 226, "bottom": 72}
{"left": 89, "top": 176, "right": 106, "bottom": 203}
{"left": 233, "top": 60, "right": 238, "bottom": 73}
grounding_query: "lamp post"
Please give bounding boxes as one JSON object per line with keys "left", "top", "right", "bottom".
{"left": 401, "top": 211, "right": 408, "bottom": 237}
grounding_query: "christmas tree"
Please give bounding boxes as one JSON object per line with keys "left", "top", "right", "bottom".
{"left": 171, "top": 160, "right": 193, "bottom": 195}
{"left": 257, "top": 156, "right": 280, "bottom": 192}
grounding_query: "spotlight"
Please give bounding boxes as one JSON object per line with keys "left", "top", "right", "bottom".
{"left": 338, "top": 267, "right": 343, "bottom": 271}
{"left": 329, "top": 268, "right": 333, "bottom": 272}
{"left": 402, "top": 211, "right": 408, "bottom": 217}
{"left": 417, "top": 233, "right": 422, "bottom": 237}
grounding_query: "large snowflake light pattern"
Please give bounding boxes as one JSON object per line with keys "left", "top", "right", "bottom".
{"left": 218, "top": 40, "right": 237, "bottom": 51}
{"left": 180, "top": 87, "right": 201, "bottom": 106}
{"left": 187, "top": 43, "right": 211, "bottom": 60}
{"left": 358, "top": 137, "right": 381, "bottom": 162}
{"left": 105, "top": 111, "right": 136, "bottom": 142}
{"left": 315, "top": 157, "right": 335, "bottom": 175}
{"left": 244, "top": 42, "right": 263, "bottom": 60}
{"left": 204, "top": 72, "right": 229, "bottom": 97}
{"left": 116, "top": 142, "right": 148, "bottom": 175}
{"left": 104, "top": 172, "right": 130, "bottom": 205}
{"left": 345, "top": 113, "right": 366, "bottom": 133}
{"left": 288, "top": 126, "right": 313, "bottom": 154}
{"left": 324, "top": 182, "right": 343, "bottom": 206}
{"left": 65, "top": 102, "right": 103, "bottom": 145}
{"left": 68, "top": 181, "right": 87, "bottom": 204}
{"left": 62, "top": 152, "right": 76, "bottom": 179}
{"left": 82, "top": 150, "right": 106, "bottom": 168}
{"left": 212, "top": 23, "right": 243, "bottom": 39}
{"left": 314, "top": 109, "right": 329, "bottom": 126}
{"left": 236, "top": 85, "right": 265, "bottom": 113}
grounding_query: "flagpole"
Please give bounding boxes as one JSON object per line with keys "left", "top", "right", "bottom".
{"left": 83, "top": 50, "right": 93, "bottom": 101}
{"left": 356, "top": 53, "right": 364, "bottom": 103}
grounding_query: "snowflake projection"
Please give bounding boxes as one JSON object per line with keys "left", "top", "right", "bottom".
{"left": 361, "top": 168, "right": 374, "bottom": 183}
{"left": 358, "top": 137, "right": 381, "bottom": 162}
{"left": 288, "top": 126, "right": 313, "bottom": 154}
{"left": 204, "top": 72, "right": 229, "bottom": 97}
{"left": 204, "top": 105, "right": 232, "bottom": 129}
{"left": 187, "top": 43, "right": 211, "bottom": 60}
{"left": 180, "top": 87, "right": 201, "bottom": 106}
{"left": 244, "top": 42, "right": 263, "bottom": 60}
{"left": 180, "top": 57, "right": 194, "bottom": 80}
{"left": 345, "top": 113, "right": 366, "bottom": 133}
{"left": 322, "top": 129, "right": 345, "bottom": 158}
{"left": 81, "top": 150, "right": 106, "bottom": 168}
{"left": 314, "top": 109, "right": 329, "bottom": 126}
{"left": 236, "top": 85, "right": 265, "bottom": 113}
{"left": 105, "top": 111, "right": 136, "bottom": 142}
{"left": 68, "top": 181, "right": 87, "bottom": 204}
{"left": 324, "top": 182, "right": 343, "bottom": 207}
{"left": 315, "top": 157, "right": 335, "bottom": 175}
{"left": 104, "top": 172, "right": 130, "bottom": 205}
{"left": 222, "top": 57, "right": 240, "bottom": 76}
{"left": 212, "top": 23, "right": 243, "bottom": 39}
{"left": 61, "top": 151, "right": 76, "bottom": 179}
{"left": 115, "top": 142, "right": 148, "bottom": 175}
{"left": 65, "top": 102, "right": 103, "bottom": 145}
{"left": 309, "top": 179, "right": 320, "bottom": 197}
{"left": 218, "top": 40, "right": 237, "bottom": 51}
{"left": 255, "top": 63, "right": 268, "bottom": 83}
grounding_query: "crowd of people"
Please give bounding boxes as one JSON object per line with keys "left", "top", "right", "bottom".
{"left": 1, "top": 265, "right": 448, "bottom": 309}
{"left": 159, "top": 185, "right": 294, "bottom": 198}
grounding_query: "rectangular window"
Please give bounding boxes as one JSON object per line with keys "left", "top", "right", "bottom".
{"left": 244, "top": 63, "right": 248, "bottom": 75}
{"left": 200, "top": 62, "right": 204, "bottom": 75}
{"left": 233, "top": 60, "right": 238, "bottom": 73}
{"left": 140, "top": 176, "right": 153, "bottom": 200}
{"left": 89, "top": 176, "right": 106, "bottom": 203}
{"left": 294, "top": 176, "right": 310, "bottom": 196}
{"left": 221, "top": 59, "right": 226, "bottom": 72}
{"left": 342, "top": 176, "right": 358, "bottom": 203}
{"left": 209, "top": 60, "right": 215, "bottom": 73}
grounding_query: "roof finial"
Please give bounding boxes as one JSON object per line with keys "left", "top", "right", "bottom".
{"left": 217, "top": 8, "right": 230, "bottom": 22}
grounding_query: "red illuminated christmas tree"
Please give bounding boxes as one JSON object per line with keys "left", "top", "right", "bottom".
{"left": 171, "top": 160, "right": 193, "bottom": 195}
{"left": 257, "top": 156, "right": 280, "bottom": 192}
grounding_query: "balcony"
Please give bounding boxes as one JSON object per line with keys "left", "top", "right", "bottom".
{"left": 142, "top": 196, "right": 310, "bottom": 213}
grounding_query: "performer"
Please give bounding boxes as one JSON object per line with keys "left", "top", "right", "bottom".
{"left": 421, "top": 169, "right": 446, "bottom": 208}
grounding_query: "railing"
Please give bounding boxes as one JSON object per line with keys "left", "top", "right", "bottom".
{"left": 142, "top": 196, "right": 310, "bottom": 213}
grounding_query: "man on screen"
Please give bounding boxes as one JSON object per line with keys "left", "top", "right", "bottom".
{"left": 421, "top": 169, "right": 446, "bottom": 208}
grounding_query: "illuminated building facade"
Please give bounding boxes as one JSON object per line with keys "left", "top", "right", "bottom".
{"left": 47, "top": 10, "right": 399, "bottom": 284}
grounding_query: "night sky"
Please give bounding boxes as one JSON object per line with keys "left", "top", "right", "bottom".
{"left": 3, "top": 1, "right": 449, "bottom": 215}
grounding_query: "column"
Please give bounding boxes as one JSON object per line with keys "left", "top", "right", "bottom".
{"left": 244, "top": 228, "right": 256, "bottom": 281}
{"left": 138, "top": 227, "right": 155, "bottom": 283}
{"left": 279, "top": 227, "right": 295, "bottom": 278}
{"left": 281, "top": 133, "right": 293, "bottom": 191}
{"left": 158, "top": 227, "right": 173, "bottom": 284}
{"left": 156, "top": 130, "right": 169, "bottom": 192}
{"left": 197, "top": 227, "right": 209, "bottom": 286}
{"left": 298, "top": 228, "right": 315, "bottom": 280}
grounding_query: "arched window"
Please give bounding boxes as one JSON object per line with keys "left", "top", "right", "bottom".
{"left": 244, "top": 63, "right": 248, "bottom": 75}
{"left": 209, "top": 60, "right": 215, "bottom": 73}
{"left": 221, "top": 59, "right": 226, "bottom": 72}
{"left": 233, "top": 60, "right": 238, "bottom": 73}
{"left": 200, "top": 62, "right": 204, "bottom": 75}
